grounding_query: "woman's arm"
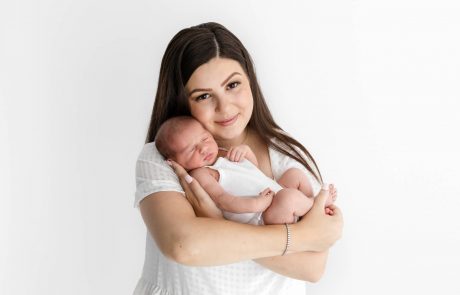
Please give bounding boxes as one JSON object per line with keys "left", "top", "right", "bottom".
{"left": 139, "top": 167, "right": 342, "bottom": 267}
{"left": 252, "top": 190, "right": 339, "bottom": 282}
{"left": 140, "top": 192, "right": 295, "bottom": 266}
{"left": 254, "top": 251, "right": 329, "bottom": 282}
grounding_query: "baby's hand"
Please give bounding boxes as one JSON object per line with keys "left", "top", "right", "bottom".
{"left": 256, "top": 187, "right": 274, "bottom": 211}
{"left": 259, "top": 187, "right": 275, "bottom": 198}
{"left": 226, "top": 145, "right": 251, "bottom": 162}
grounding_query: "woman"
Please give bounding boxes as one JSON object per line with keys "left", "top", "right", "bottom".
{"left": 134, "top": 22, "right": 343, "bottom": 294}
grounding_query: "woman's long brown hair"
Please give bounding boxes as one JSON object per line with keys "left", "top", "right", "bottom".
{"left": 146, "top": 22, "right": 323, "bottom": 184}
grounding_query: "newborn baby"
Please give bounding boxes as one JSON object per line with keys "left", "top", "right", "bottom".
{"left": 155, "top": 116, "right": 336, "bottom": 225}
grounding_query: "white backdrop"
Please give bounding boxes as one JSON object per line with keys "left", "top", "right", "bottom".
{"left": 1, "top": 0, "right": 459, "bottom": 294}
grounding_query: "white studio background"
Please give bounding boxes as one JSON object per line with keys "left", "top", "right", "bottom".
{"left": 1, "top": 0, "right": 459, "bottom": 294}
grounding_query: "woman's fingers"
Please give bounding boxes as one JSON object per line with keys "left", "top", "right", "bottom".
{"left": 166, "top": 159, "right": 222, "bottom": 218}
{"left": 295, "top": 183, "right": 344, "bottom": 251}
{"left": 312, "top": 184, "right": 331, "bottom": 211}
{"left": 185, "top": 178, "right": 223, "bottom": 218}
{"left": 166, "top": 159, "right": 188, "bottom": 178}
{"left": 166, "top": 160, "right": 194, "bottom": 199}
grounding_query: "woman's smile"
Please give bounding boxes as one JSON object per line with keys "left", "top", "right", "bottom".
{"left": 215, "top": 114, "right": 239, "bottom": 126}
{"left": 185, "top": 57, "right": 254, "bottom": 146}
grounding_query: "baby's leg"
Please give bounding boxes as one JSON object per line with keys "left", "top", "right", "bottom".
{"left": 262, "top": 188, "right": 313, "bottom": 225}
{"left": 277, "top": 168, "right": 313, "bottom": 198}
{"left": 278, "top": 169, "right": 338, "bottom": 207}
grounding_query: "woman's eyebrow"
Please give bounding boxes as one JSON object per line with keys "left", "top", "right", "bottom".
{"left": 188, "top": 72, "right": 242, "bottom": 97}
{"left": 188, "top": 88, "right": 212, "bottom": 97}
{"left": 220, "top": 72, "right": 241, "bottom": 87}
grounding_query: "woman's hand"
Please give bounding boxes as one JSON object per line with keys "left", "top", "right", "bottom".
{"left": 167, "top": 160, "right": 223, "bottom": 219}
{"left": 292, "top": 185, "right": 343, "bottom": 252}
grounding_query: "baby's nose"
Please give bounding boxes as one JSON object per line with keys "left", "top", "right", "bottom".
{"left": 198, "top": 144, "right": 207, "bottom": 154}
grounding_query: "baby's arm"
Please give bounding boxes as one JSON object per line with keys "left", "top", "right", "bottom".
{"left": 226, "top": 145, "right": 258, "bottom": 167}
{"left": 190, "top": 168, "right": 272, "bottom": 213}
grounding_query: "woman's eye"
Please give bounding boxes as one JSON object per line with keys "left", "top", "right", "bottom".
{"left": 227, "top": 81, "right": 240, "bottom": 89}
{"left": 195, "top": 93, "right": 210, "bottom": 101}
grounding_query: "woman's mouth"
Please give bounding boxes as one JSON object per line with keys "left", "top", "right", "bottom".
{"left": 216, "top": 114, "right": 238, "bottom": 126}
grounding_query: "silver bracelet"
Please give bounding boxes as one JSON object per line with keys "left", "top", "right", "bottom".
{"left": 281, "top": 223, "right": 291, "bottom": 256}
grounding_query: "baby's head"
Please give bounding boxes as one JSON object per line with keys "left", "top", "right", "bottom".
{"left": 155, "top": 116, "right": 219, "bottom": 171}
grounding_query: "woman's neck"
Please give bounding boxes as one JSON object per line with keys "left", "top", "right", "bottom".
{"left": 217, "top": 128, "right": 251, "bottom": 149}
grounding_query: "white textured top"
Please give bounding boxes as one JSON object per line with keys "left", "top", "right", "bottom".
{"left": 133, "top": 141, "right": 321, "bottom": 295}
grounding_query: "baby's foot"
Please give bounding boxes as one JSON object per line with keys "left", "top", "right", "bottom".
{"left": 325, "top": 184, "right": 337, "bottom": 207}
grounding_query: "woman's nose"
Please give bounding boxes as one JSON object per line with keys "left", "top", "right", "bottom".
{"left": 215, "top": 96, "right": 230, "bottom": 113}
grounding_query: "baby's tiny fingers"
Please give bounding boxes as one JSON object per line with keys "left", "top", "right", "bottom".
{"left": 229, "top": 149, "right": 238, "bottom": 161}
{"left": 259, "top": 187, "right": 271, "bottom": 196}
{"left": 226, "top": 148, "right": 233, "bottom": 159}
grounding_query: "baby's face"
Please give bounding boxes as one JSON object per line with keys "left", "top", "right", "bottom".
{"left": 170, "top": 121, "right": 219, "bottom": 171}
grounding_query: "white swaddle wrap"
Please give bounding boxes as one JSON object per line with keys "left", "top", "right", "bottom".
{"left": 206, "top": 157, "right": 283, "bottom": 225}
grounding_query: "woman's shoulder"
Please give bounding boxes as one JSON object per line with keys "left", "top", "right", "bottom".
{"left": 136, "top": 141, "right": 174, "bottom": 179}
{"left": 137, "top": 142, "right": 163, "bottom": 162}
{"left": 134, "top": 141, "right": 183, "bottom": 208}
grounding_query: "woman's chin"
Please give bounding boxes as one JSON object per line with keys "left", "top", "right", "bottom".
{"left": 214, "top": 128, "right": 246, "bottom": 144}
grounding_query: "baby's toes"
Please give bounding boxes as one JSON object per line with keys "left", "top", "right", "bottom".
{"left": 324, "top": 193, "right": 334, "bottom": 206}
{"left": 331, "top": 191, "right": 337, "bottom": 201}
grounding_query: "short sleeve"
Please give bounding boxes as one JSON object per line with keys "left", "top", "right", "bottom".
{"left": 134, "top": 142, "right": 184, "bottom": 207}
{"left": 269, "top": 142, "right": 322, "bottom": 196}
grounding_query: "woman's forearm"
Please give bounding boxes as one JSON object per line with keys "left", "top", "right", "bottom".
{"left": 141, "top": 190, "right": 341, "bottom": 267}
{"left": 171, "top": 217, "right": 292, "bottom": 266}
{"left": 253, "top": 251, "right": 329, "bottom": 282}
{"left": 141, "top": 192, "right": 293, "bottom": 266}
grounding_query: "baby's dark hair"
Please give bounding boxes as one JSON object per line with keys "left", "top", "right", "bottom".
{"left": 155, "top": 116, "right": 200, "bottom": 159}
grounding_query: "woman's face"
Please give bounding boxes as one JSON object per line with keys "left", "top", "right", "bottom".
{"left": 185, "top": 57, "right": 254, "bottom": 146}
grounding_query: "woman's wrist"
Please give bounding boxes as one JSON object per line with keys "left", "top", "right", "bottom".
{"left": 289, "top": 221, "right": 315, "bottom": 253}
{"left": 281, "top": 223, "right": 291, "bottom": 256}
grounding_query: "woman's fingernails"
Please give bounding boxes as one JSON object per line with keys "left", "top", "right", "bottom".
{"left": 322, "top": 183, "right": 330, "bottom": 191}
{"left": 185, "top": 174, "right": 193, "bottom": 184}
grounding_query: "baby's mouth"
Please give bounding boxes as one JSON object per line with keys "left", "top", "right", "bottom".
{"left": 204, "top": 153, "right": 214, "bottom": 162}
